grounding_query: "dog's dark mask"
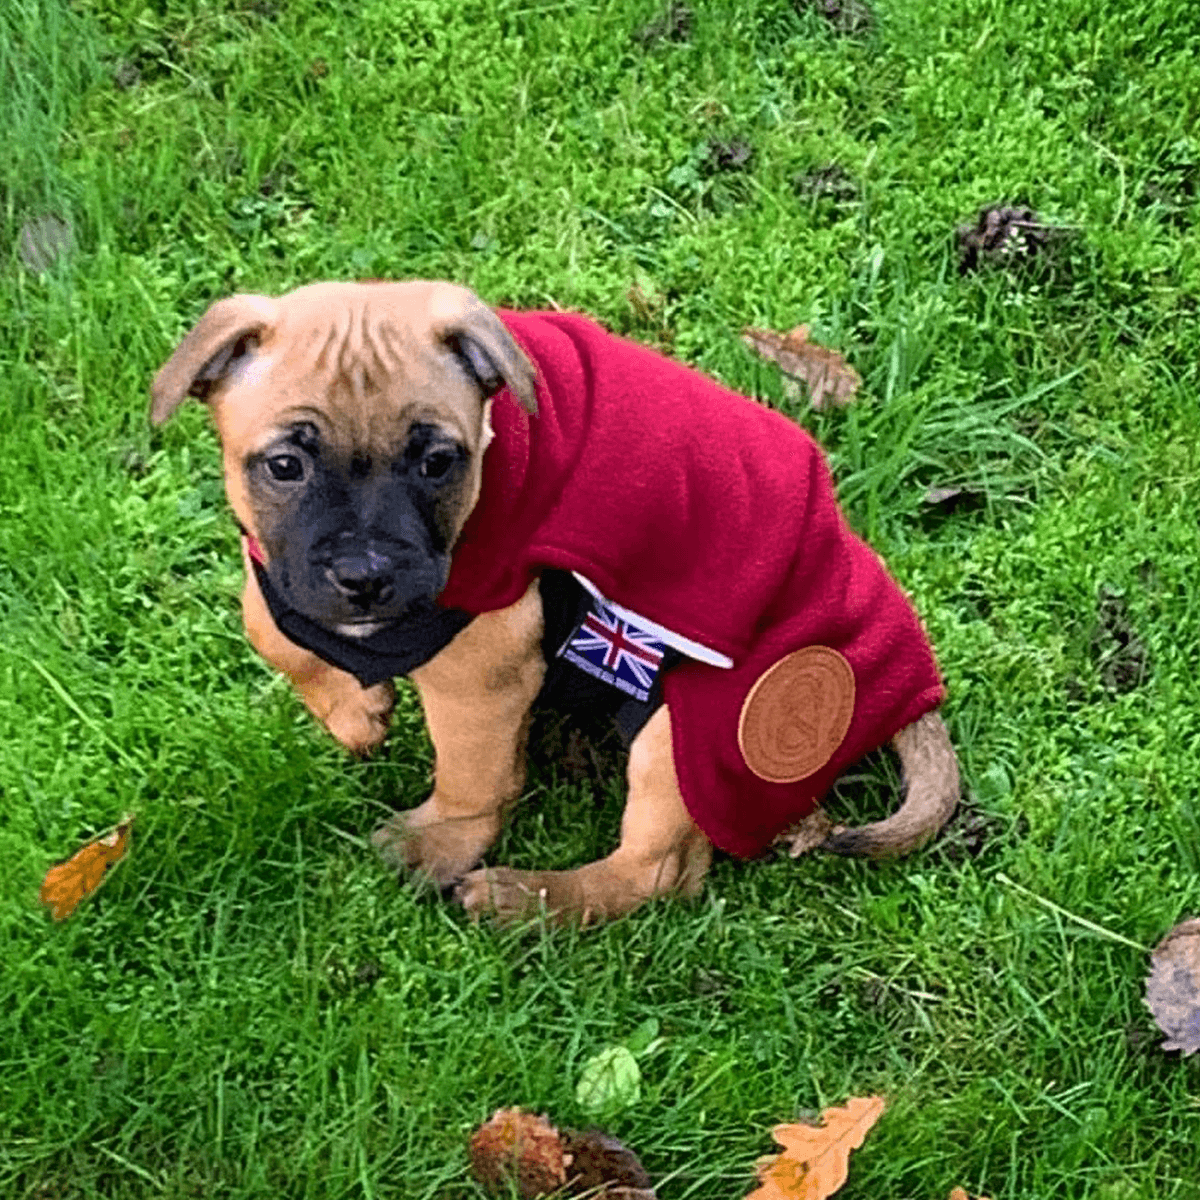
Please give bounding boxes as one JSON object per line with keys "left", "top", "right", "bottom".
{"left": 249, "top": 418, "right": 471, "bottom": 632}
{"left": 245, "top": 531, "right": 473, "bottom": 687}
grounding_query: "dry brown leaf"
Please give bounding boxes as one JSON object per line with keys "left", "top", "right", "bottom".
{"left": 470, "top": 1108, "right": 567, "bottom": 1197}
{"left": 803, "top": 0, "right": 875, "bottom": 37}
{"left": 38, "top": 815, "right": 134, "bottom": 921}
{"left": 774, "top": 809, "right": 835, "bottom": 858}
{"left": 955, "top": 204, "right": 1073, "bottom": 274}
{"left": 563, "top": 1128, "right": 656, "bottom": 1197}
{"left": 948, "top": 1189, "right": 993, "bottom": 1200}
{"left": 627, "top": 283, "right": 675, "bottom": 350}
{"left": 469, "top": 1109, "right": 657, "bottom": 1198}
{"left": 923, "top": 486, "right": 966, "bottom": 506}
{"left": 741, "top": 325, "right": 861, "bottom": 410}
{"left": 745, "top": 1096, "right": 886, "bottom": 1200}
{"left": 1145, "top": 917, "right": 1200, "bottom": 1055}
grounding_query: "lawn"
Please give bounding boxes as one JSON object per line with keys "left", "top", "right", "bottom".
{"left": 2, "top": 0, "right": 1200, "bottom": 1196}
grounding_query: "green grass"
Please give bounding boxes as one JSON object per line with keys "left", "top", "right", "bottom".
{"left": 3, "top": 0, "right": 1200, "bottom": 1195}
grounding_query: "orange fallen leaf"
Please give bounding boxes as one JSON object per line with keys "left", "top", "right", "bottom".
{"left": 39, "top": 815, "right": 134, "bottom": 920}
{"left": 745, "top": 1095, "right": 886, "bottom": 1200}
{"left": 741, "top": 325, "right": 862, "bottom": 409}
{"left": 948, "top": 1189, "right": 993, "bottom": 1200}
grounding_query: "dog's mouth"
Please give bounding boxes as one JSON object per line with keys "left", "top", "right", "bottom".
{"left": 332, "top": 619, "right": 392, "bottom": 638}
{"left": 295, "top": 584, "right": 442, "bottom": 639}
{"left": 317, "top": 590, "right": 441, "bottom": 637}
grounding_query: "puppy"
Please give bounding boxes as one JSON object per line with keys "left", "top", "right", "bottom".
{"left": 151, "top": 281, "right": 959, "bottom": 923}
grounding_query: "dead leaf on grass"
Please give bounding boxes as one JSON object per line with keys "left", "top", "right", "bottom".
{"left": 745, "top": 1095, "right": 886, "bottom": 1200}
{"left": 707, "top": 137, "right": 755, "bottom": 173}
{"left": 563, "top": 1128, "right": 655, "bottom": 1197}
{"left": 774, "top": 809, "right": 835, "bottom": 858}
{"left": 742, "top": 325, "right": 861, "bottom": 409}
{"left": 39, "top": 815, "right": 134, "bottom": 920}
{"left": 948, "top": 1189, "right": 993, "bottom": 1200}
{"left": 113, "top": 59, "right": 141, "bottom": 90}
{"left": 470, "top": 1109, "right": 568, "bottom": 1197}
{"left": 921, "top": 484, "right": 991, "bottom": 519}
{"left": 955, "top": 204, "right": 1073, "bottom": 274}
{"left": 1092, "top": 585, "right": 1150, "bottom": 694}
{"left": 1145, "top": 917, "right": 1200, "bottom": 1055}
{"left": 627, "top": 283, "right": 675, "bottom": 350}
{"left": 633, "top": 2, "right": 693, "bottom": 45}
{"left": 792, "top": 163, "right": 859, "bottom": 205}
{"left": 469, "top": 1108, "right": 656, "bottom": 1198}
{"left": 801, "top": 0, "right": 875, "bottom": 37}
{"left": 923, "top": 485, "right": 984, "bottom": 508}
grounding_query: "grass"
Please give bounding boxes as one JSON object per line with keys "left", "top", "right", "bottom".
{"left": 2, "top": 0, "right": 1200, "bottom": 1195}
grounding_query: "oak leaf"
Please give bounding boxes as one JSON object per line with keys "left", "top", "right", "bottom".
{"left": 741, "top": 325, "right": 861, "bottom": 410}
{"left": 38, "top": 815, "right": 134, "bottom": 921}
{"left": 745, "top": 1096, "right": 885, "bottom": 1200}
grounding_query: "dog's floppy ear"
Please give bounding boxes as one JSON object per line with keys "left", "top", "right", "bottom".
{"left": 430, "top": 287, "right": 538, "bottom": 415}
{"left": 150, "top": 294, "right": 279, "bottom": 425}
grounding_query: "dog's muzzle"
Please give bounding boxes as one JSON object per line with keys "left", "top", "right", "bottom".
{"left": 326, "top": 548, "right": 399, "bottom": 610}
{"left": 243, "top": 530, "right": 474, "bottom": 687}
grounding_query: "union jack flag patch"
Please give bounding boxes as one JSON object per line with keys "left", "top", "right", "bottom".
{"left": 558, "top": 597, "right": 667, "bottom": 702}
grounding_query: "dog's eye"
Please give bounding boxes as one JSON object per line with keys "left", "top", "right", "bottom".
{"left": 419, "top": 449, "right": 458, "bottom": 480}
{"left": 266, "top": 453, "right": 304, "bottom": 482}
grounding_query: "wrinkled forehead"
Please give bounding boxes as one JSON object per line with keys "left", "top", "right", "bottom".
{"left": 214, "top": 293, "right": 484, "bottom": 455}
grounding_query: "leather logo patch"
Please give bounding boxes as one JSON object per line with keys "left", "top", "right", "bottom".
{"left": 737, "top": 646, "right": 856, "bottom": 783}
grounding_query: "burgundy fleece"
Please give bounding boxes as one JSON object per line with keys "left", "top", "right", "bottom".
{"left": 437, "top": 311, "right": 945, "bottom": 858}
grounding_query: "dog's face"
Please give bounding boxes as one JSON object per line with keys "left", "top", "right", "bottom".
{"left": 151, "top": 281, "right": 536, "bottom": 634}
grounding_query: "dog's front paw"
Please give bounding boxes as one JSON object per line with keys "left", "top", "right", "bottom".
{"left": 456, "top": 866, "right": 585, "bottom": 924}
{"left": 372, "top": 799, "right": 500, "bottom": 888}
{"left": 456, "top": 867, "right": 544, "bottom": 922}
{"left": 303, "top": 676, "right": 394, "bottom": 755}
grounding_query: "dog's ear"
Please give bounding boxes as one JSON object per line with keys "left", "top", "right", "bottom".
{"left": 431, "top": 288, "right": 538, "bottom": 415}
{"left": 150, "top": 294, "right": 279, "bottom": 425}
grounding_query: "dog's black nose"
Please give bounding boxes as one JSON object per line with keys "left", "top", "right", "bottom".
{"left": 327, "top": 551, "right": 396, "bottom": 607}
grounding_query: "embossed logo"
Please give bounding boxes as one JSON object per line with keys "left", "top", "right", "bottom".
{"left": 737, "top": 646, "right": 856, "bottom": 783}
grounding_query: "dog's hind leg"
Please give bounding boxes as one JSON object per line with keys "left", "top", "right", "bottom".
{"left": 455, "top": 705, "right": 713, "bottom": 924}
{"left": 240, "top": 543, "right": 395, "bottom": 755}
{"left": 373, "top": 581, "right": 547, "bottom": 888}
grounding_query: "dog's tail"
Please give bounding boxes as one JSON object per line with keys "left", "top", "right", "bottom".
{"left": 820, "top": 711, "right": 959, "bottom": 858}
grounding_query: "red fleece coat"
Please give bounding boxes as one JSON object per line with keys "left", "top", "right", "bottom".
{"left": 438, "top": 311, "right": 945, "bottom": 858}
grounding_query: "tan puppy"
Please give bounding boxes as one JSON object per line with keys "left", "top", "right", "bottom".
{"left": 151, "top": 281, "right": 959, "bottom": 924}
